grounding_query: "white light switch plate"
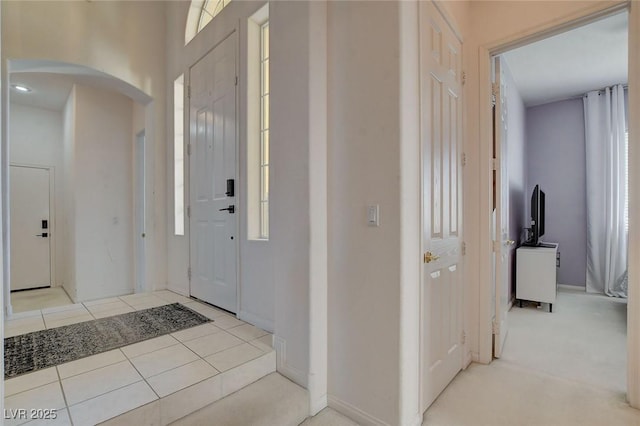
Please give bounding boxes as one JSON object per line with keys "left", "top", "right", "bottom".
{"left": 367, "top": 205, "right": 379, "bottom": 227}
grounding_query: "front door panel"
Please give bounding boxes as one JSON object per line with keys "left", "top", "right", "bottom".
{"left": 189, "top": 33, "right": 237, "bottom": 312}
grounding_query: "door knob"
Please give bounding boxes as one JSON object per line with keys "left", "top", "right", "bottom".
{"left": 505, "top": 239, "right": 515, "bottom": 246}
{"left": 35, "top": 233, "right": 48, "bottom": 238}
{"left": 219, "top": 205, "right": 235, "bottom": 214}
{"left": 423, "top": 251, "right": 440, "bottom": 263}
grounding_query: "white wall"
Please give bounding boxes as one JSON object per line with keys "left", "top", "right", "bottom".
{"left": 9, "top": 103, "right": 65, "bottom": 287}
{"left": 1, "top": 0, "right": 168, "bottom": 303}
{"left": 73, "top": 85, "right": 134, "bottom": 301}
{"left": 327, "top": 2, "right": 403, "bottom": 424}
{"left": 62, "top": 88, "right": 76, "bottom": 299}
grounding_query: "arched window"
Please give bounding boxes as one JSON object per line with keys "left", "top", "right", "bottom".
{"left": 185, "top": 0, "right": 233, "bottom": 45}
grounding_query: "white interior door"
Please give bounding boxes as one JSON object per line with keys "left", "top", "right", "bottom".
{"left": 189, "top": 33, "right": 238, "bottom": 313}
{"left": 135, "top": 131, "right": 146, "bottom": 293}
{"left": 10, "top": 165, "right": 51, "bottom": 291}
{"left": 420, "top": 2, "right": 464, "bottom": 411}
{"left": 493, "top": 56, "right": 511, "bottom": 358}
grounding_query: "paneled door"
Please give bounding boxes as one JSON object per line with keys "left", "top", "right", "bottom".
{"left": 189, "top": 32, "right": 238, "bottom": 312}
{"left": 10, "top": 165, "right": 51, "bottom": 291}
{"left": 493, "top": 56, "right": 512, "bottom": 358}
{"left": 420, "top": 2, "right": 464, "bottom": 412}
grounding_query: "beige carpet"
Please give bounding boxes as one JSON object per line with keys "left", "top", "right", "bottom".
{"left": 503, "top": 286, "right": 626, "bottom": 393}
{"left": 424, "top": 287, "right": 638, "bottom": 425}
{"left": 11, "top": 287, "right": 73, "bottom": 313}
{"left": 424, "top": 361, "right": 638, "bottom": 426}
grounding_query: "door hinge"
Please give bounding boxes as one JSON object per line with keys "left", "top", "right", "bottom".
{"left": 188, "top": 267, "right": 192, "bottom": 281}
{"left": 187, "top": 143, "right": 191, "bottom": 156}
{"left": 492, "top": 158, "right": 498, "bottom": 170}
{"left": 461, "top": 242, "right": 466, "bottom": 256}
{"left": 235, "top": 76, "right": 238, "bottom": 86}
{"left": 187, "top": 85, "right": 191, "bottom": 99}
{"left": 461, "top": 330, "right": 466, "bottom": 344}
{"left": 461, "top": 71, "right": 466, "bottom": 86}
{"left": 187, "top": 206, "right": 191, "bottom": 218}
{"left": 492, "top": 240, "right": 500, "bottom": 253}
{"left": 461, "top": 153, "right": 466, "bottom": 166}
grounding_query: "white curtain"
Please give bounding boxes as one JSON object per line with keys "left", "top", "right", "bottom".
{"left": 584, "top": 85, "right": 628, "bottom": 297}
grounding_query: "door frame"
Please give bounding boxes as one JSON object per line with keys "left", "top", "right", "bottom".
{"left": 476, "top": 0, "right": 640, "bottom": 407}
{"left": 186, "top": 28, "right": 241, "bottom": 315}
{"left": 134, "top": 130, "right": 146, "bottom": 294}
{"left": 8, "top": 163, "right": 55, "bottom": 297}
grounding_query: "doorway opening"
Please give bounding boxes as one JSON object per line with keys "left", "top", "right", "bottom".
{"left": 5, "top": 60, "right": 152, "bottom": 315}
{"left": 491, "top": 10, "right": 629, "bottom": 395}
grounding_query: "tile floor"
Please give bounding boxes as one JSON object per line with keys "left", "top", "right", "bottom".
{"left": 4, "top": 290, "right": 273, "bottom": 425}
{"left": 10, "top": 287, "right": 73, "bottom": 314}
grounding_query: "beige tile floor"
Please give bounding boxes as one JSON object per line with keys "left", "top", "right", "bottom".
{"left": 4, "top": 290, "right": 273, "bottom": 425}
{"left": 10, "top": 287, "right": 74, "bottom": 313}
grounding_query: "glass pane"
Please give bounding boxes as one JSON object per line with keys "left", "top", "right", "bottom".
{"left": 261, "top": 130, "right": 269, "bottom": 165}
{"left": 261, "top": 94, "right": 269, "bottom": 130}
{"left": 261, "top": 165, "right": 269, "bottom": 201}
{"left": 262, "top": 59, "right": 269, "bottom": 96}
{"left": 262, "top": 22, "right": 269, "bottom": 60}
{"left": 261, "top": 201, "right": 269, "bottom": 238}
{"left": 198, "top": 12, "right": 213, "bottom": 32}
{"left": 174, "top": 74, "right": 185, "bottom": 236}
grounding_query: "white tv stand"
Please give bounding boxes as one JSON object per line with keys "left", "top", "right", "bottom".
{"left": 516, "top": 242, "right": 558, "bottom": 313}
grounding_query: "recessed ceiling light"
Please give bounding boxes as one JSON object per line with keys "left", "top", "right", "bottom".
{"left": 11, "top": 84, "right": 32, "bottom": 93}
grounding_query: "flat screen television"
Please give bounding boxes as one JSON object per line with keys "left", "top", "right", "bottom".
{"left": 527, "top": 184, "right": 545, "bottom": 246}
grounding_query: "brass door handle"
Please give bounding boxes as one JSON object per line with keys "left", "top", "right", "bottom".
{"left": 423, "top": 251, "right": 440, "bottom": 263}
{"left": 505, "top": 240, "right": 515, "bottom": 246}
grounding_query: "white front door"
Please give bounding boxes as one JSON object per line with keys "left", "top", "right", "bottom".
{"left": 10, "top": 165, "right": 51, "bottom": 291}
{"left": 189, "top": 32, "right": 238, "bottom": 313}
{"left": 420, "top": 2, "right": 464, "bottom": 411}
{"left": 493, "top": 56, "right": 511, "bottom": 358}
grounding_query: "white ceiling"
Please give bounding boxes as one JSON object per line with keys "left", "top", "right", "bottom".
{"left": 502, "top": 11, "right": 628, "bottom": 107}
{"left": 10, "top": 73, "right": 76, "bottom": 111}
{"left": 9, "top": 60, "right": 152, "bottom": 111}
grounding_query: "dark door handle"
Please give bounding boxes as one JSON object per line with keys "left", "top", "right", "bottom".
{"left": 219, "top": 205, "right": 235, "bottom": 214}
{"left": 36, "top": 233, "right": 48, "bottom": 238}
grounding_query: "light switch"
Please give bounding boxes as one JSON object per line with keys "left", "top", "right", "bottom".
{"left": 367, "top": 205, "right": 379, "bottom": 227}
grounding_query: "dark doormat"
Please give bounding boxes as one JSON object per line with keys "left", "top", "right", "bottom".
{"left": 4, "top": 303, "right": 211, "bottom": 379}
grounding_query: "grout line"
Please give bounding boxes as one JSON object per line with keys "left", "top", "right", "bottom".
{"left": 121, "top": 338, "right": 181, "bottom": 361}
{"left": 172, "top": 324, "right": 223, "bottom": 343}
{"left": 55, "top": 365, "right": 74, "bottom": 426}
{"left": 65, "top": 378, "right": 149, "bottom": 411}
{"left": 57, "top": 350, "right": 128, "bottom": 381}
{"left": 125, "top": 357, "right": 161, "bottom": 400}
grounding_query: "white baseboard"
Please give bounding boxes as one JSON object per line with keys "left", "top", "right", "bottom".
{"left": 238, "top": 310, "right": 274, "bottom": 333}
{"left": 328, "top": 395, "right": 391, "bottom": 426}
{"left": 274, "top": 336, "right": 308, "bottom": 388}
{"left": 558, "top": 284, "right": 586, "bottom": 291}
{"left": 309, "top": 392, "right": 327, "bottom": 416}
{"left": 407, "top": 413, "right": 422, "bottom": 426}
{"left": 167, "top": 284, "right": 189, "bottom": 297}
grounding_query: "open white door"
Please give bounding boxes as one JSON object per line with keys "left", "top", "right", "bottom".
{"left": 492, "top": 56, "right": 512, "bottom": 358}
{"left": 189, "top": 32, "right": 238, "bottom": 313}
{"left": 10, "top": 165, "right": 51, "bottom": 291}
{"left": 420, "top": 2, "right": 464, "bottom": 411}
